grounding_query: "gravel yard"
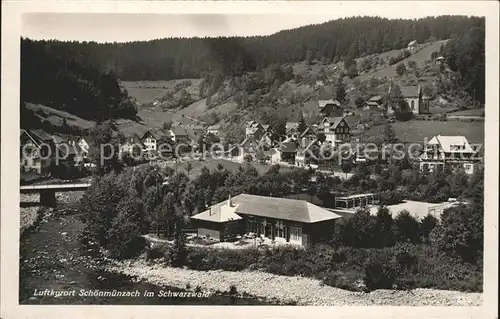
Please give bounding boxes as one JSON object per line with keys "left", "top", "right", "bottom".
{"left": 107, "top": 260, "right": 483, "bottom": 306}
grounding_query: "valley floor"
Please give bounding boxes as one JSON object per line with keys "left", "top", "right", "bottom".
{"left": 107, "top": 260, "right": 482, "bottom": 306}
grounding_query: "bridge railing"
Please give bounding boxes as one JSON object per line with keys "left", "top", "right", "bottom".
{"left": 20, "top": 183, "right": 92, "bottom": 191}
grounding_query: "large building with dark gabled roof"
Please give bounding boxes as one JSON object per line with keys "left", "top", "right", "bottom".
{"left": 191, "top": 194, "right": 343, "bottom": 246}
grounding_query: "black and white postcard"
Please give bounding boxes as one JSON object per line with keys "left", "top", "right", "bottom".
{"left": 1, "top": 1, "right": 498, "bottom": 318}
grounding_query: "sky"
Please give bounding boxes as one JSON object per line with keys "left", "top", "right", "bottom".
{"left": 20, "top": 2, "right": 484, "bottom": 43}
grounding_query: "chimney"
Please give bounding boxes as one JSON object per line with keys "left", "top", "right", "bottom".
{"left": 227, "top": 194, "right": 232, "bottom": 207}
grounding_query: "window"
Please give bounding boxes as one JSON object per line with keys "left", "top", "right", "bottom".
{"left": 411, "top": 100, "right": 415, "bottom": 110}
{"left": 290, "top": 226, "right": 302, "bottom": 243}
{"left": 247, "top": 217, "right": 258, "bottom": 233}
{"left": 275, "top": 220, "right": 287, "bottom": 238}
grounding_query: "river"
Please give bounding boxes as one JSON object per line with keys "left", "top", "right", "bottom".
{"left": 19, "top": 207, "right": 275, "bottom": 305}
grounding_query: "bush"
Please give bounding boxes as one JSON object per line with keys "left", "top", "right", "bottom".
{"left": 393, "top": 210, "right": 421, "bottom": 244}
{"left": 185, "top": 248, "right": 209, "bottom": 270}
{"left": 419, "top": 214, "right": 438, "bottom": 242}
{"left": 363, "top": 261, "right": 397, "bottom": 290}
{"left": 228, "top": 285, "right": 238, "bottom": 295}
{"left": 170, "top": 231, "right": 188, "bottom": 267}
{"left": 430, "top": 205, "right": 483, "bottom": 263}
{"left": 394, "top": 242, "right": 418, "bottom": 270}
{"left": 146, "top": 244, "right": 170, "bottom": 260}
{"left": 395, "top": 110, "right": 413, "bottom": 122}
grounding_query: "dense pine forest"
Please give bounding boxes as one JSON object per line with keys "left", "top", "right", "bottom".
{"left": 20, "top": 15, "right": 485, "bottom": 129}
{"left": 21, "top": 39, "right": 138, "bottom": 122}
{"left": 26, "top": 16, "right": 484, "bottom": 81}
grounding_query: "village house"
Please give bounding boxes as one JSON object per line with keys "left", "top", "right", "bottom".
{"left": 299, "top": 127, "right": 318, "bottom": 145}
{"left": 436, "top": 56, "right": 446, "bottom": 66}
{"left": 419, "top": 135, "right": 482, "bottom": 175}
{"left": 119, "top": 135, "right": 144, "bottom": 157}
{"left": 188, "top": 124, "right": 205, "bottom": 136}
{"left": 285, "top": 122, "right": 299, "bottom": 137}
{"left": 140, "top": 129, "right": 161, "bottom": 152}
{"left": 317, "top": 116, "right": 351, "bottom": 147}
{"left": 295, "top": 139, "right": 321, "bottom": 168}
{"left": 227, "top": 136, "right": 260, "bottom": 163}
{"left": 364, "top": 96, "right": 384, "bottom": 110}
{"left": 190, "top": 194, "right": 343, "bottom": 246}
{"left": 318, "top": 99, "right": 342, "bottom": 117}
{"left": 389, "top": 83, "right": 430, "bottom": 115}
{"left": 245, "top": 121, "right": 265, "bottom": 140}
{"left": 207, "top": 125, "right": 222, "bottom": 136}
{"left": 20, "top": 129, "right": 55, "bottom": 174}
{"left": 407, "top": 40, "right": 418, "bottom": 53}
{"left": 168, "top": 126, "right": 189, "bottom": 144}
{"left": 278, "top": 140, "right": 299, "bottom": 164}
{"left": 76, "top": 136, "right": 90, "bottom": 159}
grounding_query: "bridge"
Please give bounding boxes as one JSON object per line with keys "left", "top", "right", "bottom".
{"left": 20, "top": 183, "right": 91, "bottom": 206}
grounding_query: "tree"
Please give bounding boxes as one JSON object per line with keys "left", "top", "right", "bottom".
{"left": 297, "top": 115, "right": 307, "bottom": 135}
{"left": 170, "top": 230, "right": 187, "bottom": 267}
{"left": 392, "top": 210, "right": 420, "bottom": 244}
{"left": 383, "top": 124, "right": 397, "bottom": 143}
{"left": 374, "top": 206, "right": 394, "bottom": 247}
{"left": 317, "top": 133, "right": 326, "bottom": 143}
{"left": 334, "top": 78, "right": 347, "bottom": 103}
{"left": 341, "top": 160, "right": 353, "bottom": 180}
{"left": 340, "top": 208, "right": 376, "bottom": 247}
{"left": 306, "top": 184, "right": 317, "bottom": 202}
{"left": 430, "top": 205, "right": 483, "bottom": 263}
{"left": 407, "top": 60, "right": 417, "bottom": 70}
{"left": 185, "top": 162, "right": 193, "bottom": 177}
{"left": 346, "top": 64, "right": 359, "bottom": 79}
{"left": 106, "top": 196, "right": 147, "bottom": 259}
{"left": 354, "top": 96, "right": 365, "bottom": 108}
{"left": 444, "top": 24, "right": 485, "bottom": 103}
{"left": 162, "top": 121, "right": 173, "bottom": 130}
{"left": 419, "top": 213, "right": 438, "bottom": 242}
{"left": 396, "top": 63, "right": 407, "bottom": 76}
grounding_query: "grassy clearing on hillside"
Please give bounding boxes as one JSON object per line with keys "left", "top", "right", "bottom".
{"left": 355, "top": 40, "right": 448, "bottom": 82}
{"left": 360, "top": 120, "right": 484, "bottom": 143}
{"left": 115, "top": 106, "right": 202, "bottom": 137}
{"left": 25, "top": 103, "right": 95, "bottom": 130}
{"left": 121, "top": 79, "right": 202, "bottom": 105}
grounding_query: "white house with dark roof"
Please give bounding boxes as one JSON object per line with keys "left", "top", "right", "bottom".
{"left": 20, "top": 129, "right": 55, "bottom": 174}
{"left": 407, "top": 40, "right": 418, "bottom": 52}
{"left": 207, "top": 125, "right": 222, "bottom": 136}
{"left": 190, "top": 194, "right": 343, "bottom": 246}
{"left": 317, "top": 116, "right": 351, "bottom": 147}
{"left": 419, "top": 135, "right": 482, "bottom": 175}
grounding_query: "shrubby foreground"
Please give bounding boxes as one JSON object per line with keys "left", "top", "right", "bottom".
{"left": 79, "top": 161, "right": 483, "bottom": 293}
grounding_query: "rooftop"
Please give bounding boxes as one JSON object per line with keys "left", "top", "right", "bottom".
{"left": 193, "top": 194, "right": 343, "bottom": 224}
{"left": 428, "top": 135, "right": 475, "bottom": 153}
{"left": 400, "top": 85, "right": 421, "bottom": 98}
{"left": 280, "top": 141, "right": 299, "bottom": 153}
{"left": 170, "top": 126, "right": 188, "bottom": 136}
{"left": 337, "top": 193, "right": 377, "bottom": 200}
{"left": 318, "top": 99, "right": 341, "bottom": 108}
{"left": 321, "top": 116, "right": 346, "bottom": 129}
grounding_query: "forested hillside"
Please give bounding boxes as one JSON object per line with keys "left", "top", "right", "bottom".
{"left": 30, "top": 16, "right": 484, "bottom": 81}
{"left": 21, "top": 15, "right": 485, "bottom": 139}
{"left": 21, "top": 39, "right": 138, "bottom": 123}
{"left": 444, "top": 26, "right": 485, "bottom": 103}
